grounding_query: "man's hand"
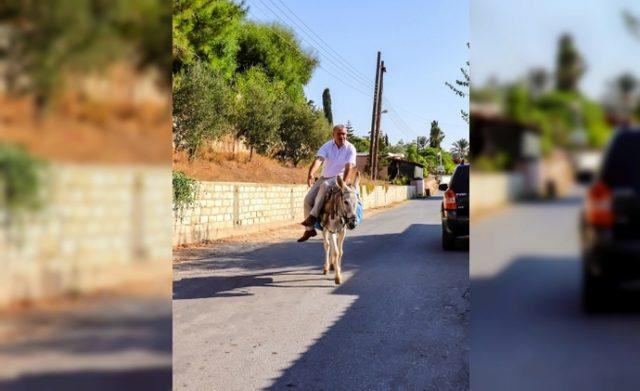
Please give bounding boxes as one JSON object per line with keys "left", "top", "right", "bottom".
{"left": 307, "top": 157, "right": 323, "bottom": 188}
{"left": 343, "top": 163, "right": 353, "bottom": 184}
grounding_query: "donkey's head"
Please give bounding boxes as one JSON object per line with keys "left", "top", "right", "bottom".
{"left": 336, "top": 171, "right": 360, "bottom": 230}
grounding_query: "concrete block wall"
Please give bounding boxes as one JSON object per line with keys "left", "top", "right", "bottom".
{"left": 470, "top": 172, "right": 525, "bottom": 217}
{"left": 173, "top": 182, "right": 416, "bottom": 245}
{"left": 0, "top": 164, "right": 171, "bottom": 307}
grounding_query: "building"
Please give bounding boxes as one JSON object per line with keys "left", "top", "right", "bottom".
{"left": 355, "top": 152, "right": 423, "bottom": 181}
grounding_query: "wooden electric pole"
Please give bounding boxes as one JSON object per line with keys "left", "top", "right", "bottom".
{"left": 372, "top": 60, "right": 386, "bottom": 181}
{"left": 368, "top": 52, "right": 382, "bottom": 180}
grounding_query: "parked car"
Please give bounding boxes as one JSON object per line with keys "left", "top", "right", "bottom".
{"left": 580, "top": 129, "right": 640, "bottom": 311}
{"left": 439, "top": 164, "right": 469, "bottom": 250}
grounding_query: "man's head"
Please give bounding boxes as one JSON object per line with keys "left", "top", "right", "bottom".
{"left": 332, "top": 124, "right": 348, "bottom": 147}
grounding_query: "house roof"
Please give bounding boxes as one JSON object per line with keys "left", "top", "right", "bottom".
{"left": 388, "top": 158, "right": 424, "bottom": 168}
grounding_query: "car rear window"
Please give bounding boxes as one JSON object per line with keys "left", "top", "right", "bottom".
{"left": 601, "top": 131, "right": 640, "bottom": 191}
{"left": 450, "top": 165, "right": 469, "bottom": 193}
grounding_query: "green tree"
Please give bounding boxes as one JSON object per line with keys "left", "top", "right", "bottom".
{"left": 387, "top": 142, "right": 406, "bottom": 155}
{"left": 345, "top": 121, "right": 355, "bottom": 137}
{"left": 322, "top": 88, "right": 333, "bottom": 124}
{"left": 343, "top": 120, "right": 371, "bottom": 152}
{"left": 173, "top": 61, "right": 233, "bottom": 159}
{"left": 172, "top": 0, "right": 245, "bottom": 79}
{"left": 350, "top": 136, "right": 370, "bottom": 153}
{"left": 416, "top": 136, "right": 428, "bottom": 151}
{"left": 529, "top": 68, "right": 550, "bottom": 96}
{"left": 236, "top": 22, "right": 317, "bottom": 99}
{"left": 555, "top": 34, "right": 584, "bottom": 92}
{"left": 234, "top": 67, "right": 287, "bottom": 160}
{"left": 450, "top": 138, "right": 469, "bottom": 160}
{"left": 429, "top": 120, "right": 445, "bottom": 149}
{"left": 0, "top": 0, "right": 171, "bottom": 110}
{"left": 276, "top": 98, "right": 331, "bottom": 166}
{"left": 505, "top": 83, "right": 530, "bottom": 122}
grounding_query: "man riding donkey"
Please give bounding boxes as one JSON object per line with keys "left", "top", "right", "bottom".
{"left": 297, "top": 124, "right": 357, "bottom": 242}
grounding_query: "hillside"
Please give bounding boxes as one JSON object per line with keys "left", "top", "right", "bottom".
{"left": 172, "top": 149, "right": 308, "bottom": 184}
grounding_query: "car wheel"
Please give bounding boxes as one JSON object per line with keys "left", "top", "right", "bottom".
{"left": 442, "top": 224, "right": 455, "bottom": 251}
{"left": 582, "top": 268, "right": 612, "bottom": 313}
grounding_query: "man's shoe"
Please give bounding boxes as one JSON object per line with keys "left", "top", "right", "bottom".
{"left": 300, "top": 215, "right": 317, "bottom": 227}
{"left": 297, "top": 230, "right": 317, "bottom": 242}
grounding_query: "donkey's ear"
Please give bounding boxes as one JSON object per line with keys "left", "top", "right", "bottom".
{"left": 336, "top": 175, "right": 344, "bottom": 188}
{"left": 353, "top": 171, "right": 360, "bottom": 188}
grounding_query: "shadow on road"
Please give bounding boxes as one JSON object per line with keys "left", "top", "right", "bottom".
{"left": 516, "top": 195, "right": 584, "bottom": 208}
{"left": 0, "top": 311, "right": 171, "bottom": 356}
{"left": 472, "top": 255, "right": 640, "bottom": 390}
{"left": 264, "top": 224, "right": 469, "bottom": 390}
{"left": 0, "top": 367, "right": 171, "bottom": 391}
{"left": 0, "top": 298, "right": 172, "bottom": 390}
{"left": 174, "top": 217, "right": 469, "bottom": 389}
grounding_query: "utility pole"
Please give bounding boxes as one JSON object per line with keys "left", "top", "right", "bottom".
{"left": 372, "top": 60, "right": 386, "bottom": 180}
{"left": 368, "top": 52, "right": 381, "bottom": 180}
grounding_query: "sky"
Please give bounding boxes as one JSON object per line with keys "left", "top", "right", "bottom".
{"left": 245, "top": 0, "right": 470, "bottom": 149}
{"left": 472, "top": 0, "right": 640, "bottom": 100}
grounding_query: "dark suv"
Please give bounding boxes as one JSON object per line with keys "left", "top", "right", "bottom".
{"left": 439, "top": 164, "right": 470, "bottom": 250}
{"left": 580, "top": 129, "right": 640, "bottom": 311}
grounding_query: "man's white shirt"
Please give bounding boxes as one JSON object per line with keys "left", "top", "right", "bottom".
{"left": 317, "top": 140, "right": 357, "bottom": 178}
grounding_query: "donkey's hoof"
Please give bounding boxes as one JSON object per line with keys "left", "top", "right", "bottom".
{"left": 322, "top": 268, "right": 328, "bottom": 275}
{"left": 334, "top": 276, "right": 341, "bottom": 285}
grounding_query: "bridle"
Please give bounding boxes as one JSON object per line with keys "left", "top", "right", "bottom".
{"left": 325, "top": 186, "right": 357, "bottom": 231}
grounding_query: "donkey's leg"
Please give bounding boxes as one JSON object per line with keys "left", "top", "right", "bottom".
{"left": 335, "top": 228, "right": 346, "bottom": 284}
{"left": 322, "top": 229, "right": 331, "bottom": 275}
{"left": 328, "top": 232, "right": 341, "bottom": 284}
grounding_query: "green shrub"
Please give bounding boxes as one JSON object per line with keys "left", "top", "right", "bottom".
{"left": 390, "top": 175, "right": 412, "bottom": 186}
{"left": 172, "top": 171, "right": 198, "bottom": 212}
{"left": 0, "top": 144, "right": 45, "bottom": 213}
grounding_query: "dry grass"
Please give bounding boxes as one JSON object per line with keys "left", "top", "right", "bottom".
{"left": 173, "top": 148, "right": 309, "bottom": 184}
{"left": 0, "top": 94, "right": 171, "bottom": 165}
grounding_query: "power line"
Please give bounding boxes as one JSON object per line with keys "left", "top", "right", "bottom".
{"left": 245, "top": 8, "right": 375, "bottom": 99}
{"left": 262, "top": 0, "right": 375, "bottom": 89}
{"left": 251, "top": 0, "right": 375, "bottom": 91}
{"left": 247, "top": 2, "right": 435, "bottom": 143}
{"left": 273, "top": 0, "right": 376, "bottom": 86}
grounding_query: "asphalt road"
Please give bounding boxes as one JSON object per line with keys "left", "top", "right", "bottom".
{"left": 471, "top": 195, "right": 640, "bottom": 391}
{"left": 0, "top": 295, "right": 172, "bottom": 390}
{"left": 173, "top": 197, "right": 469, "bottom": 391}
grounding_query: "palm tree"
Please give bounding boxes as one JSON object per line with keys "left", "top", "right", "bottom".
{"left": 450, "top": 138, "right": 469, "bottom": 161}
{"left": 429, "top": 121, "right": 445, "bottom": 149}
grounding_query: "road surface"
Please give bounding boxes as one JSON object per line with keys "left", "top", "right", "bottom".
{"left": 0, "top": 295, "right": 172, "bottom": 390}
{"left": 173, "top": 198, "right": 469, "bottom": 390}
{"left": 471, "top": 195, "right": 640, "bottom": 391}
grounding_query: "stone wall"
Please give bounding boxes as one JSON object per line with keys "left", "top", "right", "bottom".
{"left": 173, "top": 182, "right": 416, "bottom": 245}
{"left": 0, "top": 164, "right": 171, "bottom": 307}
{"left": 470, "top": 172, "right": 525, "bottom": 217}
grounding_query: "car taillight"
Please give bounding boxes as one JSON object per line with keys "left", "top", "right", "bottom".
{"left": 585, "top": 181, "right": 613, "bottom": 227}
{"left": 444, "top": 189, "right": 457, "bottom": 210}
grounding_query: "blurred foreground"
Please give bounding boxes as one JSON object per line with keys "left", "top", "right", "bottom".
{"left": 471, "top": 0, "right": 640, "bottom": 389}
{"left": 471, "top": 188, "right": 640, "bottom": 390}
{"left": 0, "top": 1, "right": 172, "bottom": 389}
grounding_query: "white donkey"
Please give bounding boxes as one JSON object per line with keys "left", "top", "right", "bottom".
{"left": 318, "top": 172, "right": 360, "bottom": 284}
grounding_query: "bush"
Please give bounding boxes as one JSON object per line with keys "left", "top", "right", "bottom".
{"left": 0, "top": 144, "right": 45, "bottom": 213}
{"left": 172, "top": 171, "right": 198, "bottom": 212}
{"left": 473, "top": 153, "right": 511, "bottom": 172}
{"left": 391, "top": 175, "right": 412, "bottom": 186}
